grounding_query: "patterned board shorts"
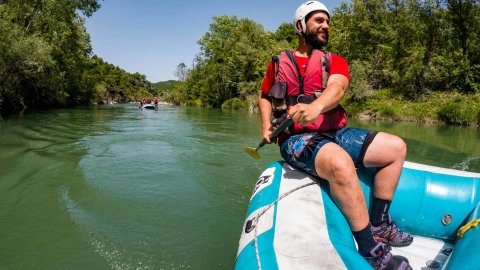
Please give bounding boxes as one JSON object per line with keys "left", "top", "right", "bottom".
{"left": 279, "top": 127, "right": 378, "bottom": 176}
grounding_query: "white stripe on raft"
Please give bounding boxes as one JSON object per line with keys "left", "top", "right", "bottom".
{"left": 274, "top": 163, "right": 345, "bottom": 269}
{"left": 404, "top": 161, "right": 480, "bottom": 177}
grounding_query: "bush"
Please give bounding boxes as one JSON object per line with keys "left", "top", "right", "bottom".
{"left": 347, "top": 60, "right": 372, "bottom": 101}
{"left": 477, "top": 110, "right": 480, "bottom": 127}
{"left": 221, "top": 98, "right": 249, "bottom": 110}
{"left": 437, "top": 103, "right": 476, "bottom": 126}
{"left": 465, "top": 65, "right": 480, "bottom": 94}
{"left": 185, "top": 99, "right": 202, "bottom": 107}
{"left": 377, "top": 106, "right": 396, "bottom": 119}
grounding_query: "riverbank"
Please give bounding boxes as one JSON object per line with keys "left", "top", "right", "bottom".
{"left": 341, "top": 90, "right": 480, "bottom": 127}
{"left": 229, "top": 90, "right": 479, "bottom": 127}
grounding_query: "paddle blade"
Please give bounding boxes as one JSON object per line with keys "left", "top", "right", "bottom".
{"left": 243, "top": 146, "right": 261, "bottom": 160}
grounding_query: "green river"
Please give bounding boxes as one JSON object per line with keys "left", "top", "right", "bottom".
{"left": 0, "top": 104, "right": 479, "bottom": 270}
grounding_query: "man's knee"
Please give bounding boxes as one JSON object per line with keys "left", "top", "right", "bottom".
{"left": 389, "top": 135, "right": 407, "bottom": 159}
{"left": 372, "top": 133, "right": 407, "bottom": 161}
{"left": 316, "top": 152, "right": 356, "bottom": 184}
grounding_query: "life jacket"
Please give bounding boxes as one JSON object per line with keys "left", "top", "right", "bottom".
{"left": 268, "top": 49, "right": 347, "bottom": 134}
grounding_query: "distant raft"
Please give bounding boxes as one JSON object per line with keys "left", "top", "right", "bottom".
{"left": 234, "top": 161, "right": 480, "bottom": 270}
{"left": 141, "top": 104, "right": 156, "bottom": 110}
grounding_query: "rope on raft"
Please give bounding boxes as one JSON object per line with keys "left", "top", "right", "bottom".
{"left": 457, "top": 219, "right": 480, "bottom": 238}
{"left": 248, "top": 181, "right": 317, "bottom": 270}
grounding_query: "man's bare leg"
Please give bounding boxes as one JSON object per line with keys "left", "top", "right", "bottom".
{"left": 363, "top": 132, "right": 413, "bottom": 247}
{"left": 314, "top": 142, "right": 369, "bottom": 231}
{"left": 363, "top": 132, "right": 407, "bottom": 200}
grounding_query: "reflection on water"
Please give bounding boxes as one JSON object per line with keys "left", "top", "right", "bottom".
{"left": 0, "top": 105, "right": 478, "bottom": 269}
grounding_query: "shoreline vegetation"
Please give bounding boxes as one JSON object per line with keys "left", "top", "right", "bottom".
{"left": 342, "top": 90, "right": 480, "bottom": 127}
{"left": 1, "top": 1, "right": 479, "bottom": 127}
{"left": 218, "top": 90, "right": 480, "bottom": 127}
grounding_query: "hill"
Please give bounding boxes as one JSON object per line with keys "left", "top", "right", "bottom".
{"left": 152, "top": 80, "right": 179, "bottom": 98}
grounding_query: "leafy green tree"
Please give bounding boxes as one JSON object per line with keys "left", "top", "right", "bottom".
{"left": 89, "top": 56, "right": 154, "bottom": 103}
{"left": 330, "top": 0, "right": 480, "bottom": 97}
{"left": 176, "top": 15, "right": 277, "bottom": 107}
{"left": 274, "top": 22, "right": 298, "bottom": 50}
{"left": 0, "top": 0, "right": 102, "bottom": 112}
{"left": 444, "top": 0, "right": 480, "bottom": 93}
{"left": 174, "top": 63, "right": 188, "bottom": 82}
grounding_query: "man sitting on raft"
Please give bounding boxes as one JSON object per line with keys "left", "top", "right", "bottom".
{"left": 258, "top": 1, "right": 413, "bottom": 269}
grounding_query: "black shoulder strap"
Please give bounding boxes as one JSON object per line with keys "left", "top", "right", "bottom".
{"left": 285, "top": 50, "right": 304, "bottom": 95}
{"left": 321, "top": 51, "right": 331, "bottom": 89}
{"left": 272, "top": 55, "right": 280, "bottom": 81}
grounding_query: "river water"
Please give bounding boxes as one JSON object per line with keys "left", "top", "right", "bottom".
{"left": 0, "top": 104, "right": 479, "bottom": 269}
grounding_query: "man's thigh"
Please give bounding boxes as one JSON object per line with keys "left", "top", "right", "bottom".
{"left": 334, "top": 127, "right": 375, "bottom": 166}
{"left": 280, "top": 133, "right": 331, "bottom": 176}
{"left": 362, "top": 132, "right": 405, "bottom": 167}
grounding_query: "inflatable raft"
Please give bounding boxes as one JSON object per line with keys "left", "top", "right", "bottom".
{"left": 235, "top": 161, "right": 480, "bottom": 270}
{"left": 141, "top": 104, "right": 157, "bottom": 110}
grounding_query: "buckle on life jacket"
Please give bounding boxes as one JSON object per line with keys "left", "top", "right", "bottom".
{"left": 285, "top": 95, "right": 316, "bottom": 106}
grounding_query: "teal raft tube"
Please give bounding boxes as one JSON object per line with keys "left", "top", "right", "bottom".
{"left": 234, "top": 161, "right": 480, "bottom": 270}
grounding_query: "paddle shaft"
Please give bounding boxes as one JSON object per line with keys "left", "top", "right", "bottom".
{"left": 256, "top": 119, "right": 293, "bottom": 149}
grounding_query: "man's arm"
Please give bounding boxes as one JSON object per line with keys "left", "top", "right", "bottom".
{"left": 258, "top": 92, "right": 274, "bottom": 143}
{"left": 287, "top": 74, "right": 349, "bottom": 126}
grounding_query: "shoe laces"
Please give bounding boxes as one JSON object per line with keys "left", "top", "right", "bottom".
{"left": 385, "top": 221, "right": 400, "bottom": 238}
{"left": 369, "top": 243, "right": 392, "bottom": 268}
{"left": 375, "top": 220, "right": 399, "bottom": 238}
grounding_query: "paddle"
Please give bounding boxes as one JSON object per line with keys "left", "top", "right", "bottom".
{"left": 243, "top": 118, "right": 293, "bottom": 160}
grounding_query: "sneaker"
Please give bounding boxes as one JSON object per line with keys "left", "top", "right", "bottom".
{"left": 365, "top": 242, "right": 412, "bottom": 270}
{"left": 372, "top": 216, "right": 413, "bottom": 247}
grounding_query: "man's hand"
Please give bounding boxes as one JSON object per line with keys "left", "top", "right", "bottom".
{"left": 288, "top": 103, "right": 322, "bottom": 126}
{"left": 262, "top": 125, "right": 277, "bottom": 144}
{"left": 288, "top": 74, "right": 349, "bottom": 126}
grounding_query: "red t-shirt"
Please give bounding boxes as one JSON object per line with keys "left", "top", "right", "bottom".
{"left": 260, "top": 52, "right": 350, "bottom": 94}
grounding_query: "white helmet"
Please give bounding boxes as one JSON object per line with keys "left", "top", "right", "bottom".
{"left": 294, "top": 1, "right": 330, "bottom": 35}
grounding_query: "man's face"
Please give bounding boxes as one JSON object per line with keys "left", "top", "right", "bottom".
{"left": 304, "top": 11, "right": 330, "bottom": 49}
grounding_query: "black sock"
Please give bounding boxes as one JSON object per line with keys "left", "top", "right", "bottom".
{"left": 353, "top": 223, "right": 378, "bottom": 256}
{"left": 371, "top": 197, "right": 391, "bottom": 226}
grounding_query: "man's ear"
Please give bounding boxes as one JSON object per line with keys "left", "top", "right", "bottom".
{"left": 296, "top": 21, "right": 303, "bottom": 33}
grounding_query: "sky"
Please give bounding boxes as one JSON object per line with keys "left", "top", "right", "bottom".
{"left": 85, "top": 0, "right": 344, "bottom": 83}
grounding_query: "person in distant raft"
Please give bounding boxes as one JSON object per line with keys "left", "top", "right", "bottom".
{"left": 258, "top": 1, "right": 413, "bottom": 269}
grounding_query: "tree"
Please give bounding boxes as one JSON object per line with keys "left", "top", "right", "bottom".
{"left": 445, "top": 0, "right": 480, "bottom": 92}
{"left": 177, "top": 15, "right": 277, "bottom": 107}
{"left": 330, "top": 0, "right": 480, "bottom": 96}
{"left": 0, "top": 0, "right": 103, "bottom": 112}
{"left": 174, "top": 63, "right": 188, "bottom": 82}
{"left": 274, "top": 22, "right": 298, "bottom": 49}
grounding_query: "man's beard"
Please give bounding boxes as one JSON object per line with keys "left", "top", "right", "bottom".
{"left": 304, "top": 27, "right": 328, "bottom": 49}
